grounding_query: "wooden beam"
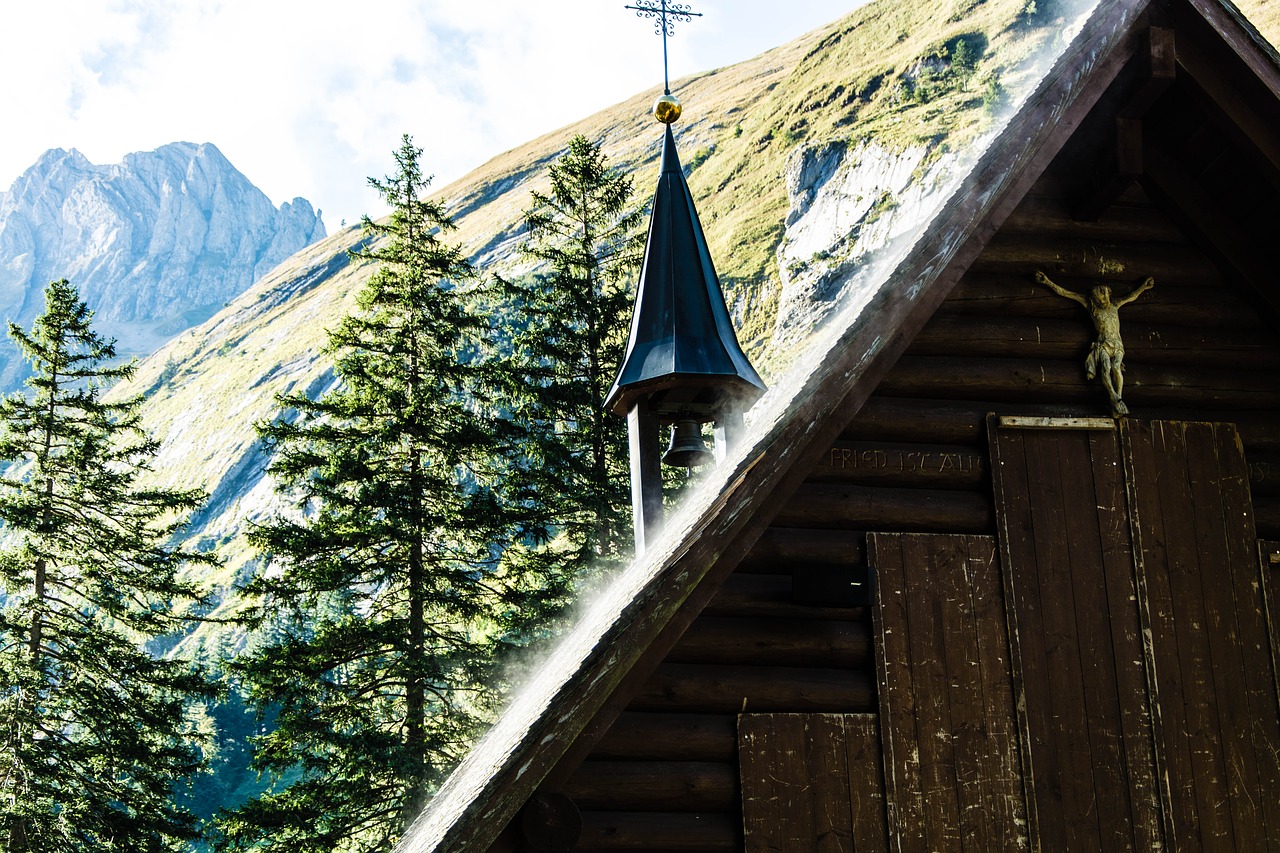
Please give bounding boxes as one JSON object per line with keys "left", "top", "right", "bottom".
{"left": 563, "top": 761, "right": 738, "bottom": 812}
{"left": 628, "top": 403, "right": 663, "bottom": 554}
{"left": 631, "top": 662, "right": 874, "bottom": 714}
{"left": 590, "top": 713, "right": 737, "bottom": 761}
{"left": 1070, "top": 27, "right": 1175, "bottom": 220}
{"left": 1141, "top": 141, "right": 1280, "bottom": 322}
{"left": 777, "top": 482, "right": 993, "bottom": 533}
{"left": 666, "top": 616, "right": 871, "bottom": 668}
{"left": 1170, "top": 17, "right": 1280, "bottom": 192}
{"left": 576, "top": 812, "right": 739, "bottom": 851}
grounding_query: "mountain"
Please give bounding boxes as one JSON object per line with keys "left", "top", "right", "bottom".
{"left": 111, "top": 0, "right": 1279, "bottom": 646}
{"left": 0, "top": 142, "right": 325, "bottom": 389}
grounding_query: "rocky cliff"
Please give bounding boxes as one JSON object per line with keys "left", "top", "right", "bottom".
{"left": 0, "top": 142, "right": 325, "bottom": 389}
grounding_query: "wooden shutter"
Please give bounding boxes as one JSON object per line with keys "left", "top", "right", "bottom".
{"left": 1123, "top": 421, "right": 1280, "bottom": 851}
{"left": 989, "top": 418, "right": 1163, "bottom": 852}
{"left": 739, "top": 713, "right": 888, "bottom": 853}
{"left": 868, "top": 533, "right": 1027, "bottom": 853}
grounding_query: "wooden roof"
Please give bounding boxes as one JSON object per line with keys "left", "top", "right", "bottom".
{"left": 398, "top": 0, "right": 1280, "bottom": 850}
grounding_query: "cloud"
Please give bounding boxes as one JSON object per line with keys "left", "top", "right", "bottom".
{"left": 0, "top": 1, "right": 860, "bottom": 228}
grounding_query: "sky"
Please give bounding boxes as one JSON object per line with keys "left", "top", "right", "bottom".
{"left": 1, "top": 1, "right": 864, "bottom": 230}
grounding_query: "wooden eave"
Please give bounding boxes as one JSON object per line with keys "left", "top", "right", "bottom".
{"left": 397, "top": 1, "right": 1280, "bottom": 850}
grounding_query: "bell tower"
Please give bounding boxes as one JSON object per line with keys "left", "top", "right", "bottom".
{"left": 605, "top": 78, "right": 767, "bottom": 553}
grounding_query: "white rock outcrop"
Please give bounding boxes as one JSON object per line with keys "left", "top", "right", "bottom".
{"left": 0, "top": 142, "right": 325, "bottom": 389}
{"left": 773, "top": 139, "right": 953, "bottom": 345}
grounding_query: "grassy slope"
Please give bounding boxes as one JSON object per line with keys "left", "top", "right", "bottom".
{"left": 117, "top": 0, "right": 1280, "bottom": 640}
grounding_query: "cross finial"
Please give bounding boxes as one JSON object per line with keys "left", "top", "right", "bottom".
{"left": 624, "top": 0, "right": 702, "bottom": 95}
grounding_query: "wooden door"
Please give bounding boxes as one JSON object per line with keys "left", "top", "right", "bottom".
{"left": 990, "top": 418, "right": 1163, "bottom": 852}
{"left": 1123, "top": 421, "right": 1280, "bottom": 851}
{"left": 990, "top": 417, "right": 1280, "bottom": 852}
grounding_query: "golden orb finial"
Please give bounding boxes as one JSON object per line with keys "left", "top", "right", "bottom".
{"left": 652, "top": 93, "right": 682, "bottom": 124}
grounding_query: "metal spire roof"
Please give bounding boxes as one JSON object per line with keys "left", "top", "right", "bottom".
{"left": 605, "top": 124, "right": 767, "bottom": 416}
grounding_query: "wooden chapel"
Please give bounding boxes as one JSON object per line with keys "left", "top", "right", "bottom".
{"left": 400, "top": 0, "right": 1280, "bottom": 849}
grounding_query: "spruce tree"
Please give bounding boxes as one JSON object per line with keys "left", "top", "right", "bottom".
{"left": 0, "top": 279, "right": 215, "bottom": 852}
{"left": 219, "top": 136, "right": 550, "bottom": 852}
{"left": 496, "top": 134, "right": 644, "bottom": 569}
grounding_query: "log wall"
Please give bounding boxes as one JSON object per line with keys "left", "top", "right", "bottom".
{"left": 554, "top": 173, "right": 1280, "bottom": 852}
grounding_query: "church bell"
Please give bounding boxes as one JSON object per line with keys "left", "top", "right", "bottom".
{"left": 662, "top": 419, "right": 714, "bottom": 468}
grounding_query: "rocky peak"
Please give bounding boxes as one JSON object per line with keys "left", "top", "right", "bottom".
{"left": 0, "top": 142, "right": 325, "bottom": 390}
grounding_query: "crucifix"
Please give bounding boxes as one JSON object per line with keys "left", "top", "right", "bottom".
{"left": 624, "top": 0, "right": 702, "bottom": 95}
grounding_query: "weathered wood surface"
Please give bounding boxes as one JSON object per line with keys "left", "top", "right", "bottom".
{"left": 971, "top": 232, "right": 1220, "bottom": 281}
{"left": 1169, "top": 1, "right": 1280, "bottom": 191}
{"left": 666, "top": 616, "right": 871, "bottom": 668}
{"left": 908, "top": 314, "right": 1280, "bottom": 368}
{"left": 809, "top": 442, "right": 986, "bottom": 489}
{"left": 777, "top": 482, "right": 993, "bottom": 532}
{"left": 881, "top": 355, "right": 1280, "bottom": 409}
{"left": 990, "top": 421, "right": 1163, "bottom": 852}
{"left": 1123, "top": 421, "right": 1280, "bottom": 851}
{"left": 564, "top": 761, "right": 737, "bottom": 812}
{"left": 591, "top": 713, "right": 737, "bottom": 761}
{"left": 1263, "top": 540, "right": 1280, "bottom": 715}
{"left": 741, "top": 528, "right": 868, "bottom": 570}
{"left": 844, "top": 396, "right": 1280, "bottom": 452}
{"left": 704, "top": 573, "right": 869, "bottom": 621}
{"left": 1001, "top": 192, "right": 1185, "bottom": 242}
{"left": 943, "top": 272, "right": 1262, "bottom": 328}
{"left": 1258, "top": 502, "right": 1280, "bottom": 539}
{"left": 868, "top": 533, "right": 1027, "bottom": 853}
{"left": 575, "top": 812, "right": 739, "bottom": 851}
{"left": 632, "top": 662, "right": 873, "bottom": 714}
{"left": 1250, "top": 456, "right": 1280, "bottom": 495}
{"left": 739, "top": 713, "right": 888, "bottom": 853}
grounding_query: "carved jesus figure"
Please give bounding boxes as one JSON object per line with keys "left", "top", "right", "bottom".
{"left": 1034, "top": 271, "right": 1155, "bottom": 417}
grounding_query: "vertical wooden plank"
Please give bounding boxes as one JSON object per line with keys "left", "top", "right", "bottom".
{"left": 989, "top": 420, "right": 1162, "bottom": 853}
{"left": 871, "top": 534, "right": 925, "bottom": 852}
{"left": 844, "top": 715, "right": 890, "bottom": 853}
{"left": 868, "top": 532, "right": 1026, "bottom": 853}
{"left": 808, "top": 715, "right": 855, "bottom": 853}
{"left": 1086, "top": 428, "right": 1164, "bottom": 853}
{"left": 1262, "top": 539, "right": 1280, "bottom": 713}
{"left": 740, "top": 714, "right": 817, "bottom": 852}
{"left": 1125, "top": 421, "right": 1280, "bottom": 852}
{"left": 739, "top": 714, "right": 888, "bottom": 853}
{"left": 1123, "top": 419, "right": 1201, "bottom": 850}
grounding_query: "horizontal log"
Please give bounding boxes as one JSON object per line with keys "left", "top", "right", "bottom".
{"left": 667, "top": 616, "right": 871, "bottom": 668}
{"left": 576, "top": 811, "right": 739, "bottom": 851}
{"left": 591, "top": 713, "right": 737, "bottom": 762}
{"left": 564, "top": 761, "right": 738, "bottom": 812}
{"left": 1250, "top": 456, "right": 1280, "bottom": 496}
{"left": 1002, "top": 193, "right": 1186, "bottom": 242}
{"left": 909, "top": 314, "right": 1280, "bottom": 368}
{"left": 809, "top": 441, "right": 987, "bottom": 489}
{"left": 632, "top": 662, "right": 874, "bottom": 714}
{"left": 945, "top": 272, "right": 1263, "bottom": 328}
{"left": 845, "top": 396, "right": 1280, "bottom": 453}
{"left": 741, "top": 527, "right": 867, "bottom": 570}
{"left": 1256, "top": 500, "right": 1280, "bottom": 540}
{"left": 777, "top": 482, "right": 993, "bottom": 533}
{"left": 880, "top": 355, "right": 1280, "bottom": 409}
{"left": 705, "top": 572, "right": 869, "bottom": 621}
{"left": 844, "top": 397, "right": 991, "bottom": 444}
{"left": 970, "top": 232, "right": 1222, "bottom": 282}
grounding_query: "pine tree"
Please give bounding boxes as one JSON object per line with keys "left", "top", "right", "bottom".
{"left": 495, "top": 134, "right": 644, "bottom": 569}
{"left": 0, "top": 279, "right": 215, "bottom": 852}
{"left": 218, "top": 136, "right": 553, "bottom": 852}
